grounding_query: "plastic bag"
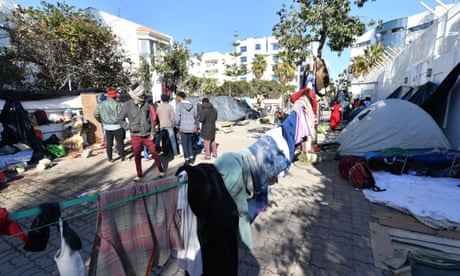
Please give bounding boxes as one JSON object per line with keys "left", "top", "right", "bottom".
{"left": 46, "top": 144, "right": 66, "bottom": 158}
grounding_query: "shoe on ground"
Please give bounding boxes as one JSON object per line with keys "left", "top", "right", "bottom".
{"left": 212, "top": 155, "right": 218, "bottom": 158}
{"left": 174, "top": 155, "right": 182, "bottom": 160}
{"left": 108, "top": 159, "right": 115, "bottom": 164}
{"left": 203, "top": 156, "right": 212, "bottom": 160}
{"left": 134, "top": 176, "right": 142, "bottom": 182}
{"left": 158, "top": 171, "right": 165, "bottom": 178}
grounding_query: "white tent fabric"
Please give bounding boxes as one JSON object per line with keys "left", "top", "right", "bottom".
{"left": 337, "top": 99, "right": 451, "bottom": 156}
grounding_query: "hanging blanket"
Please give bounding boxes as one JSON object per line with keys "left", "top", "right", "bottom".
{"left": 88, "top": 176, "right": 181, "bottom": 275}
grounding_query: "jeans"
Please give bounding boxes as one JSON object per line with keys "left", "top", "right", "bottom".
{"left": 161, "top": 127, "right": 178, "bottom": 156}
{"left": 180, "top": 132, "right": 195, "bottom": 161}
{"left": 131, "top": 134, "right": 163, "bottom": 177}
{"left": 241, "top": 135, "right": 290, "bottom": 222}
{"left": 105, "top": 128, "right": 125, "bottom": 161}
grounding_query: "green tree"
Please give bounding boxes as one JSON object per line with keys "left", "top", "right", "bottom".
{"left": 0, "top": 48, "right": 24, "bottom": 88}
{"left": 273, "top": 0, "right": 367, "bottom": 63}
{"left": 350, "top": 55, "right": 369, "bottom": 78}
{"left": 251, "top": 54, "right": 267, "bottom": 79}
{"left": 364, "top": 44, "right": 384, "bottom": 68}
{"left": 224, "top": 33, "right": 246, "bottom": 96}
{"left": 1, "top": 1, "right": 132, "bottom": 91}
{"left": 273, "top": 53, "right": 297, "bottom": 85}
{"left": 349, "top": 44, "right": 384, "bottom": 78}
{"left": 152, "top": 39, "right": 191, "bottom": 95}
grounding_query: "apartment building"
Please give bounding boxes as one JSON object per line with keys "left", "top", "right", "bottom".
{"left": 189, "top": 36, "right": 301, "bottom": 88}
{"left": 85, "top": 8, "right": 173, "bottom": 100}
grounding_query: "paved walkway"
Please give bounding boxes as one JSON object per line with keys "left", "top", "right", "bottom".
{"left": 0, "top": 120, "right": 392, "bottom": 275}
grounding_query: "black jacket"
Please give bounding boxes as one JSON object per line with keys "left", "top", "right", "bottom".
{"left": 177, "top": 163, "right": 239, "bottom": 276}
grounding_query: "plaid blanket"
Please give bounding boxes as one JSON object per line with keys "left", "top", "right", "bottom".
{"left": 89, "top": 176, "right": 182, "bottom": 275}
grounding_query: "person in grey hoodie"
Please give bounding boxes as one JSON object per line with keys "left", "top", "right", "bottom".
{"left": 117, "top": 84, "right": 165, "bottom": 181}
{"left": 175, "top": 91, "right": 197, "bottom": 165}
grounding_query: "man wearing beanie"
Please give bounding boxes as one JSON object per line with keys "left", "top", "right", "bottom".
{"left": 175, "top": 91, "right": 197, "bottom": 165}
{"left": 94, "top": 88, "right": 126, "bottom": 163}
{"left": 156, "top": 94, "right": 179, "bottom": 158}
{"left": 117, "top": 84, "right": 165, "bottom": 181}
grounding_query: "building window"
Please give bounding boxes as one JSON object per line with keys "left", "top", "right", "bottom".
{"left": 240, "top": 77, "right": 247, "bottom": 81}
{"left": 272, "top": 44, "right": 280, "bottom": 50}
{"left": 139, "top": 39, "right": 154, "bottom": 55}
{"left": 272, "top": 75, "right": 279, "bottom": 82}
{"left": 272, "top": 55, "right": 278, "bottom": 62}
{"left": 240, "top": 56, "right": 247, "bottom": 63}
{"left": 240, "top": 46, "right": 247, "bottom": 52}
{"left": 255, "top": 43, "right": 261, "bottom": 50}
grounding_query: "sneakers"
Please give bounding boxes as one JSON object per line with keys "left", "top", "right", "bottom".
{"left": 202, "top": 156, "right": 212, "bottom": 160}
{"left": 158, "top": 171, "right": 165, "bottom": 178}
{"left": 107, "top": 159, "right": 115, "bottom": 164}
{"left": 134, "top": 176, "right": 142, "bottom": 182}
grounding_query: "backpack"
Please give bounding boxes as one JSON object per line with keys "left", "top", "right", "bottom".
{"left": 338, "top": 156, "right": 360, "bottom": 180}
{"left": 348, "top": 161, "right": 385, "bottom": 192}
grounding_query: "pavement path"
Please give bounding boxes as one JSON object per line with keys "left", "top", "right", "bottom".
{"left": 0, "top": 119, "right": 392, "bottom": 275}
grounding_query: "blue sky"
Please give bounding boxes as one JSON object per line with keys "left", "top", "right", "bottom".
{"left": 12, "top": 0, "right": 456, "bottom": 80}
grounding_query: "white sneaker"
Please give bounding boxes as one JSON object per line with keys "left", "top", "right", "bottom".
{"left": 158, "top": 171, "right": 165, "bottom": 178}
{"left": 134, "top": 176, "right": 142, "bottom": 182}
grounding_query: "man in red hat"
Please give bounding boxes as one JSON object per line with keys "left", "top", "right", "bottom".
{"left": 94, "top": 88, "right": 126, "bottom": 163}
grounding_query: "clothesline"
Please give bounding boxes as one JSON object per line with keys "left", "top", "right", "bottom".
{"left": 8, "top": 179, "right": 188, "bottom": 222}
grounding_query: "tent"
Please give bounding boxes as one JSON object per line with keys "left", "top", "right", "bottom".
{"left": 336, "top": 99, "right": 451, "bottom": 157}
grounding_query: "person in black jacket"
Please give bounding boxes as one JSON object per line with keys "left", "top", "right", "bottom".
{"left": 199, "top": 98, "right": 218, "bottom": 160}
{"left": 117, "top": 85, "right": 165, "bottom": 181}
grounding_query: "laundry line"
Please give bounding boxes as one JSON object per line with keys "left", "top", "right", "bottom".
{"left": 8, "top": 179, "right": 188, "bottom": 222}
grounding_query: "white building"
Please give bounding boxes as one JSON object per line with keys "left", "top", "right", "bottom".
{"left": 85, "top": 8, "right": 173, "bottom": 101}
{"left": 189, "top": 36, "right": 301, "bottom": 88}
{"left": 349, "top": 2, "right": 459, "bottom": 100}
{"left": 189, "top": 51, "right": 228, "bottom": 85}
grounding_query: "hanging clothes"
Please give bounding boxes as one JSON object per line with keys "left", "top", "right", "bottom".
{"left": 88, "top": 176, "right": 181, "bottom": 276}
{"left": 280, "top": 111, "right": 298, "bottom": 162}
{"left": 214, "top": 152, "right": 253, "bottom": 249}
{"left": 179, "top": 164, "right": 239, "bottom": 276}
{"left": 241, "top": 134, "right": 290, "bottom": 222}
{"left": 54, "top": 217, "right": 86, "bottom": 276}
{"left": 176, "top": 171, "right": 203, "bottom": 276}
{"left": 265, "top": 127, "right": 290, "bottom": 161}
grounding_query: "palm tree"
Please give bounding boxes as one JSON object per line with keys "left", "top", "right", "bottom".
{"left": 350, "top": 55, "right": 369, "bottom": 78}
{"left": 273, "top": 56, "right": 296, "bottom": 85}
{"left": 364, "top": 44, "right": 384, "bottom": 68}
{"left": 251, "top": 54, "right": 267, "bottom": 80}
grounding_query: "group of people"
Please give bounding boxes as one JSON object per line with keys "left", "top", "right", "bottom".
{"left": 94, "top": 86, "right": 218, "bottom": 182}
{"left": 329, "top": 90, "right": 373, "bottom": 131}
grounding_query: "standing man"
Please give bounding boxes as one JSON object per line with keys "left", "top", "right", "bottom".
{"left": 117, "top": 84, "right": 165, "bottom": 181}
{"left": 94, "top": 88, "right": 126, "bottom": 163}
{"left": 175, "top": 91, "right": 197, "bottom": 165}
{"left": 156, "top": 94, "right": 179, "bottom": 159}
{"left": 199, "top": 97, "right": 218, "bottom": 160}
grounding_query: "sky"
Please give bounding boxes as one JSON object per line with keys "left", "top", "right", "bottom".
{"left": 11, "top": 0, "right": 458, "bottom": 80}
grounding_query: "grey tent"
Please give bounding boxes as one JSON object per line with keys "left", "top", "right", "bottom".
{"left": 337, "top": 99, "right": 451, "bottom": 157}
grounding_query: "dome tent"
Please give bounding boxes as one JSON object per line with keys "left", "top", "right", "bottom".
{"left": 337, "top": 99, "right": 451, "bottom": 157}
